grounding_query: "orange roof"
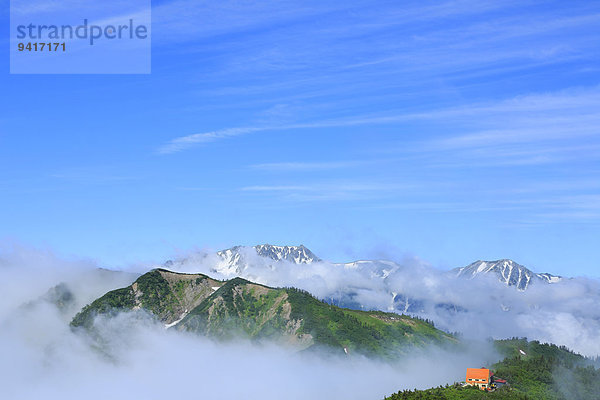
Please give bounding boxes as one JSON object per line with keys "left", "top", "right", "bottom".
{"left": 466, "top": 368, "right": 491, "bottom": 381}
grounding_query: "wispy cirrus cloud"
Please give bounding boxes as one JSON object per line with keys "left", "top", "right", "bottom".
{"left": 158, "top": 85, "right": 600, "bottom": 156}
{"left": 240, "top": 182, "right": 414, "bottom": 202}
{"left": 249, "top": 160, "right": 370, "bottom": 171}
{"left": 157, "top": 127, "right": 265, "bottom": 154}
{"left": 241, "top": 185, "right": 312, "bottom": 192}
{"left": 156, "top": 117, "right": 394, "bottom": 154}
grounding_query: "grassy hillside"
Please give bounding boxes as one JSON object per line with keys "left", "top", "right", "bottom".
{"left": 71, "top": 269, "right": 456, "bottom": 358}
{"left": 179, "top": 279, "right": 455, "bottom": 357}
{"left": 384, "top": 338, "right": 600, "bottom": 400}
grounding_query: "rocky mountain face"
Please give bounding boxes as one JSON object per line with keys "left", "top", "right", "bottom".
{"left": 453, "top": 259, "right": 561, "bottom": 291}
{"left": 71, "top": 268, "right": 456, "bottom": 358}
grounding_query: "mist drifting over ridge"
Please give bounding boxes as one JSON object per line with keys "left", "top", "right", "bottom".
{"left": 0, "top": 243, "right": 500, "bottom": 400}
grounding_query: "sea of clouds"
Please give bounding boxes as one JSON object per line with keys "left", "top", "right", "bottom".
{"left": 0, "top": 243, "right": 500, "bottom": 400}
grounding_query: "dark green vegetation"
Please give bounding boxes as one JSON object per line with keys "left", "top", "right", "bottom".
{"left": 491, "top": 338, "right": 600, "bottom": 400}
{"left": 285, "top": 287, "right": 450, "bottom": 356}
{"left": 384, "top": 338, "right": 600, "bottom": 400}
{"left": 71, "top": 269, "right": 456, "bottom": 358}
{"left": 386, "top": 385, "right": 529, "bottom": 400}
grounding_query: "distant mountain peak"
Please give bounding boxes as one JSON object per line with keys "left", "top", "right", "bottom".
{"left": 253, "top": 244, "right": 320, "bottom": 263}
{"left": 217, "top": 244, "right": 319, "bottom": 264}
{"left": 454, "top": 259, "right": 561, "bottom": 290}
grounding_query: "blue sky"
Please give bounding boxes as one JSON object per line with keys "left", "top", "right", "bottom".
{"left": 1, "top": 0, "right": 599, "bottom": 276}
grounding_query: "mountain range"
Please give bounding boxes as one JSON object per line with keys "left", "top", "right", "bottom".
{"left": 187, "top": 244, "right": 561, "bottom": 291}
{"left": 156, "top": 243, "right": 568, "bottom": 316}
{"left": 66, "top": 244, "right": 580, "bottom": 360}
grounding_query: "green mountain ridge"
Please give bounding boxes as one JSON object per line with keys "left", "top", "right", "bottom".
{"left": 384, "top": 338, "right": 600, "bottom": 400}
{"left": 71, "top": 269, "right": 224, "bottom": 327}
{"left": 71, "top": 268, "right": 456, "bottom": 358}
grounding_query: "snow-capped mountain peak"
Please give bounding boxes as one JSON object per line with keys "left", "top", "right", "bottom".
{"left": 253, "top": 244, "right": 320, "bottom": 264}
{"left": 211, "top": 244, "right": 320, "bottom": 277}
{"left": 453, "top": 259, "right": 561, "bottom": 290}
